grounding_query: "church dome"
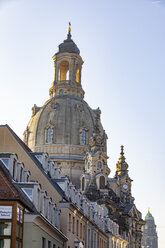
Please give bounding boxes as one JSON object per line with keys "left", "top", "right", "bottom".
{"left": 24, "top": 27, "right": 106, "bottom": 187}
{"left": 25, "top": 96, "right": 104, "bottom": 153}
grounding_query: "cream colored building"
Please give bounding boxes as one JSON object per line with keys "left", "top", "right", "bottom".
{"left": 0, "top": 154, "right": 67, "bottom": 248}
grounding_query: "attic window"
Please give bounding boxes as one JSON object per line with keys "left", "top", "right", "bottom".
{"left": 22, "top": 188, "right": 33, "bottom": 201}
{"left": 1, "top": 158, "right": 9, "bottom": 169}
{"left": 35, "top": 155, "right": 42, "bottom": 163}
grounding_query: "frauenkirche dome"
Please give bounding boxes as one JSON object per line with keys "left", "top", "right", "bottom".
{"left": 24, "top": 26, "right": 106, "bottom": 186}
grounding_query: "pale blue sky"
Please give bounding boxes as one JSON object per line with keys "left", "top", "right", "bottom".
{"left": 0, "top": 0, "right": 165, "bottom": 246}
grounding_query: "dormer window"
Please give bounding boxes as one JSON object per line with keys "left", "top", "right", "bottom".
{"left": 22, "top": 188, "right": 33, "bottom": 201}
{"left": 58, "top": 60, "right": 69, "bottom": 81}
{"left": 1, "top": 158, "right": 10, "bottom": 169}
{"left": 80, "top": 128, "right": 88, "bottom": 145}
{"left": 13, "top": 159, "right": 16, "bottom": 178}
{"left": 46, "top": 127, "right": 53, "bottom": 143}
{"left": 20, "top": 167, "right": 23, "bottom": 182}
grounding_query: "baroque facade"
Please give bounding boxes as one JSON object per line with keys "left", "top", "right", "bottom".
{"left": 0, "top": 26, "right": 145, "bottom": 248}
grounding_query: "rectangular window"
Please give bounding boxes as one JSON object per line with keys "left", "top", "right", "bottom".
{"left": 76, "top": 220, "right": 79, "bottom": 236}
{"left": 88, "top": 229, "right": 90, "bottom": 248}
{"left": 0, "top": 239, "right": 11, "bottom": 248}
{"left": 80, "top": 223, "right": 82, "bottom": 239}
{"left": 0, "top": 222, "right": 12, "bottom": 236}
{"left": 42, "top": 237, "right": 46, "bottom": 248}
{"left": 83, "top": 225, "right": 85, "bottom": 240}
{"left": 48, "top": 240, "right": 51, "bottom": 248}
{"left": 72, "top": 217, "right": 75, "bottom": 234}
{"left": 68, "top": 214, "right": 71, "bottom": 232}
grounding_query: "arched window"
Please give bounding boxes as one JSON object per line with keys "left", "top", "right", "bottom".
{"left": 46, "top": 127, "right": 53, "bottom": 143}
{"left": 80, "top": 129, "right": 87, "bottom": 145}
{"left": 82, "top": 177, "right": 85, "bottom": 191}
{"left": 58, "top": 60, "right": 69, "bottom": 81}
{"left": 100, "top": 176, "right": 105, "bottom": 189}
{"left": 76, "top": 64, "right": 80, "bottom": 83}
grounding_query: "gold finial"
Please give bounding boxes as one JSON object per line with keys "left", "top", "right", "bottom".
{"left": 68, "top": 22, "right": 71, "bottom": 33}
{"left": 148, "top": 207, "right": 150, "bottom": 213}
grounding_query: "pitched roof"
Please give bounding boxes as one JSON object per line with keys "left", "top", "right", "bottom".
{"left": 0, "top": 125, "right": 66, "bottom": 200}
{"left": 0, "top": 160, "right": 37, "bottom": 213}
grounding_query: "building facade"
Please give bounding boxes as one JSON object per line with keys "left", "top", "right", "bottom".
{"left": 0, "top": 155, "right": 67, "bottom": 248}
{"left": 0, "top": 125, "right": 128, "bottom": 248}
{"left": 142, "top": 210, "right": 158, "bottom": 248}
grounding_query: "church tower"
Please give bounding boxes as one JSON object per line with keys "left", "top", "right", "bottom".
{"left": 115, "top": 146, "right": 133, "bottom": 204}
{"left": 142, "top": 209, "right": 158, "bottom": 248}
{"left": 24, "top": 25, "right": 106, "bottom": 187}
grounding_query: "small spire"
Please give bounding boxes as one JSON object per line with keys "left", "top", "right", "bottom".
{"left": 67, "top": 22, "right": 72, "bottom": 39}
{"left": 116, "top": 145, "right": 128, "bottom": 175}
{"left": 120, "top": 145, "right": 124, "bottom": 155}
{"left": 148, "top": 207, "right": 150, "bottom": 213}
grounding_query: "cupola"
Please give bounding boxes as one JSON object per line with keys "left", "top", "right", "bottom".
{"left": 49, "top": 23, "right": 84, "bottom": 99}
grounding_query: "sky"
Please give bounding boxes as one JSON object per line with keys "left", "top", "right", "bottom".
{"left": 0, "top": 0, "right": 165, "bottom": 246}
